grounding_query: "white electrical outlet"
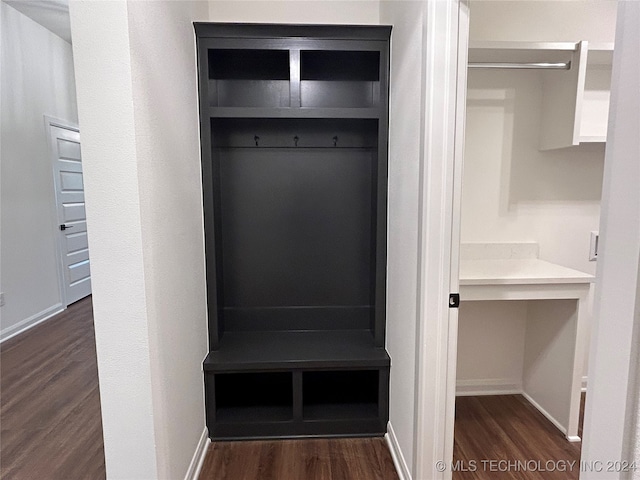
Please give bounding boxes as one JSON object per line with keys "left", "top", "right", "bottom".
{"left": 589, "top": 231, "right": 599, "bottom": 261}
{"left": 0, "top": 292, "right": 5, "bottom": 307}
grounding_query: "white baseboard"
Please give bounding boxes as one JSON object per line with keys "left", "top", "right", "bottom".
{"left": 521, "top": 391, "right": 567, "bottom": 436}
{"left": 456, "top": 378, "right": 522, "bottom": 397}
{"left": 184, "top": 427, "right": 210, "bottom": 480}
{"left": 385, "top": 422, "right": 411, "bottom": 480}
{"left": 0, "top": 303, "right": 64, "bottom": 344}
{"left": 582, "top": 376, "right": 588, "bottom": 392}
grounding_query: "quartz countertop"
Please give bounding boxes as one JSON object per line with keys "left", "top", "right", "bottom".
{"left": 460, "top": 258, "right": 595, "bottom": 286}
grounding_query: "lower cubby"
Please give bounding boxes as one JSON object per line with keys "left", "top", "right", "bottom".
{"left": 215, "top": 372, "right": 293, "bottom": 423}
{"left": 203, "top": 330, "right": 390, "bottom": 439}
{"left": 303, "top": 370, "right": 379, "bottom": 421}
{"left": 205, "top": 366, "right": 389, "bottom": 439}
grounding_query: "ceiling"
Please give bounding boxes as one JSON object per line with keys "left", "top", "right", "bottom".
{"left": 3, "top": 0, "right": 71, "bottom": 43}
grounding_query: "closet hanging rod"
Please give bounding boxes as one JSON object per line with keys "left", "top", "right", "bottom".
{"left": 468, "top": 61, "right": 571, "bottom": 70}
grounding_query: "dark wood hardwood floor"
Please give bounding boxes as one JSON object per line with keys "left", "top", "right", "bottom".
{"left": 0, "top": 298, "right": 589, "bottom": 480}
{"left": 0, "top": 296, "right": 106, "bottom": 480}
{"left": 453, "top": 394, "right": 585, "bottom": 480}
{"left": 198, "top": 437, "right": 400, "bottom": 480}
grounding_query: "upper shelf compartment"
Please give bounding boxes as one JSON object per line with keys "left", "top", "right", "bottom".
{"left": 468, "top": 41, "right": 614, "bottom": 150}
{"left": 208, "top": 49, "right": 290, "bottom": 108}
{"left": 202, "top": 38, "right": 387, "bottom": 118}
{"left": 300, "top": 50, "right": 380, "bottom": 108}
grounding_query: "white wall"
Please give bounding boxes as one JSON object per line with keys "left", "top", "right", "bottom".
{"left": 127, "top": 2, "right": 210, "bottom": 479}
{"left": 469, "top": 0, "right": 617, "bottom": 44}
{"left": 209, "top": 0, "right": 379, "bottom": 24}
{"left": 581, "top": 3, "right": 640, "bottom": 478}
{"left": 379, "top": 1, "right": 423, "bottom": 476}
{"left": 69, "top": 0, "right": 209, "bottom": 478}
{"left": 456, "top": 301, "right": 527, "bottom": 394}
{"left": 0, "top": 2, "right": 78, "bottom": 340}
{"left": 69, "top": 2, "right": 157, "bottom": 477}
{"left": 457, "top": 2, "right": 616, "bottom": 391}
{"left": 462, "top": 69, "right": 604, "bottom": 273}
{"left": 632, "top": 252, "right": 640, "bottom": 480}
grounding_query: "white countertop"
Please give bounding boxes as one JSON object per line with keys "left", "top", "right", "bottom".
{"left": 460, "top": 258, "right": 595, "bottom": 286}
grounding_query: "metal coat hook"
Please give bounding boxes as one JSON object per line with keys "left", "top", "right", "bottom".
{"left": 294, "top": 135, "right": 299, "bottom": 147}
{"left": 333, "top": 136, "right": 338, "bottom": 147}
{"left": 254, "top": 135, "right": 260, "bottom": 147}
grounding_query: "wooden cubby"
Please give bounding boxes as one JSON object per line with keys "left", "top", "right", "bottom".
{"left": 208, "top": 49, "right": 291, "bottom": 108}
{"left": 195, "top": 23, "right": 391, "bottom": 440}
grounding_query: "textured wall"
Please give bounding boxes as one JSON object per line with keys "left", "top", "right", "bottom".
{"left": 379, "top": 1, "right": 423, "bottom": 475}
{"left": 1, "top": 2, "right": 78, "bottom": 340}
{"left": 209, "top": 0, "right": 379, "bottom": 24}
{"left": 69, "top": 1, "right": 209, "bottom": 477}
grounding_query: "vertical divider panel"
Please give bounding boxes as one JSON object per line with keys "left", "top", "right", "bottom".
{"left": 293, "top": 370, "right": 303, "bottom": 421}
{"left": 374, "top": 43, "right": 390, "bottom": 346}
{"left": 378, "top": 368, "right": 390, "bottom": 427}
{"left": 539, "top": 41, "right": 588, "bottom": 150}
{"left": 198, "top": 40, "right": 221, "bottom": 349}
{"left": 290, "top": 50, "right": 301, "bottom": 108}
{"left": 205, "top": 374, "right": 216, "bottom": 429}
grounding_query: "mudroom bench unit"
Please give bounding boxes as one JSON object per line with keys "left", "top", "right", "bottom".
{"left": 195, "top": 23, "right": 392, "bottom": 440}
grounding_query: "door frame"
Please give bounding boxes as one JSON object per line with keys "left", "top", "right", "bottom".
{"left": 412, "top": 2, "right": 469, "bottom": 479}
{"left": 44, "top": 115, "right": 80, "bottom": 309}
{"left": 417, "top": 5, "right": 640, "bottom": 480}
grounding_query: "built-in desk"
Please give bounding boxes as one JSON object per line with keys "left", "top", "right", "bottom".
{"left": 459, "top": 246, "right": 594, "bottom": 442}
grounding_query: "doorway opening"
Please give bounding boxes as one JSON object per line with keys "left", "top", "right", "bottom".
{"left": 450, "top": 3, "right": 615, "bottom": 478}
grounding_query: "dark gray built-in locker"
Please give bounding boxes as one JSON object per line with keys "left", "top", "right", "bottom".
{"left": 195, "top": 23, "right": 391, "bottom": 440}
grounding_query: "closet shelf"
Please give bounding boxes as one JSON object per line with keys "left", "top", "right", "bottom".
{"left": 468, "top": 40, "right": 614, "bottom": 150}
{"left": 469, "top": 41, "right": 577, "bottom": 64}
{"left": 209, "top": 106, "right": 382, "bottom": 119}
{"left": 204, "top": 330, "right": 390, "bottom": 372}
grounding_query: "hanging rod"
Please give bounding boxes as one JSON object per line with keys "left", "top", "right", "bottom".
{"left": 468, "top": 61, "right": 571, "bottom": 70}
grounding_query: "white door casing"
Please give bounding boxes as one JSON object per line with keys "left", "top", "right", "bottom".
{"left": 47, "top": 119, "right": 91, "bottom": 306}
{"left": 412, "top": 1, "right": 469, "bottom": 479}
{"left": 444, "top": 2, "right": 471, "bottom": 478}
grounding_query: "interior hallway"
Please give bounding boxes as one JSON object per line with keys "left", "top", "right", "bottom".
{"left": 0, "top": 297, "right": 105, "bottom": 479}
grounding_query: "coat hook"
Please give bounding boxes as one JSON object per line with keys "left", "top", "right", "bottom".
{"left": 254, "top": 135, "right": 260, "bottom": 147}
{"left": 333, "top": 136, "right": 338, "bottom": 147}
{"left": 294, "top": 135, "right": 299, "bottom": 147}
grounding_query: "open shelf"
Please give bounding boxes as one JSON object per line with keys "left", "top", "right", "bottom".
{"left": 468, "top": 41, "right": 577, "bottom": 64}
{"left": 303, "top": 370, "right": 379, "bottom": 421}
{"left": 300, "top": 50, "right": 380, "bottom": 108}
{"left": 208, "top": 49, "right": 290, "bottom": 108}
{"left": 208, "top": 106, "right": 382, "bottom": 119}
{"left": 468, "top": 41, "right": 613, "bottom": 150}
{"left": 204, "top": 330, "right": 390, "bottom": 372}
{"left": 215, "top": 372, "right": 293, "bottom": 423}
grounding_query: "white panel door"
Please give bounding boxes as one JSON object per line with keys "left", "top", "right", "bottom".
{"left": 50, "top": 124, "right": 91, "bottom": 305}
